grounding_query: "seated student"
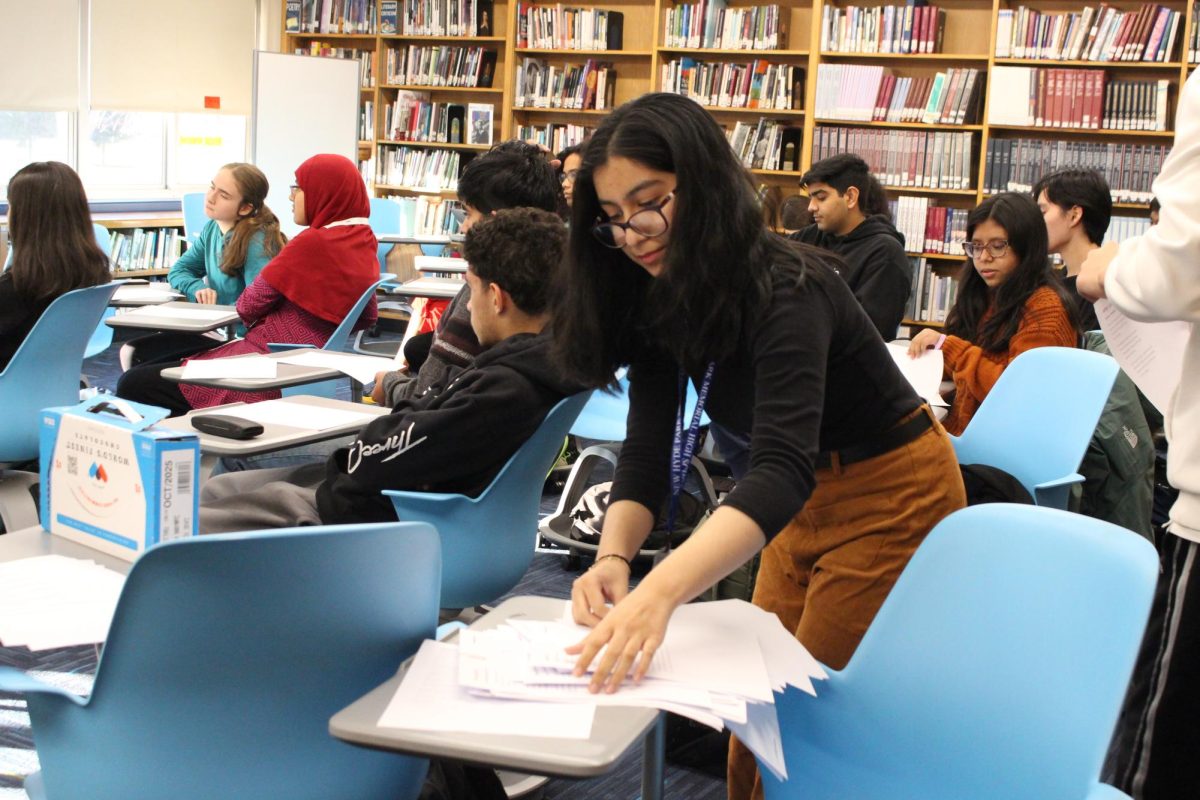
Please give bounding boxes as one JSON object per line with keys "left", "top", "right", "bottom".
{"left": 116, "top": 154, "right": 380, "bottom": 416}
{"left": 1149, "top": 195, "right": 1161, "bottom": 226}
{"left": 789, "top": 153, "right": 912, "bottom": 340}
{"left": 371, "top": 140, "right": 562, "bottom": 407}
{"left": 557, "top": 143, "right": 583, "bottom": 209}
{"left": 1, "top": 161, "right": 110, "bottom": 372}
{"left": 121, "top": 163, "right": 287, "bottom": 368}
{"left": 908, "top": 192, "right": 1079, "bottom": 435}
{"left": 197, "top": 208, "right": 579, "bottom": 532}
{"left": 1034, "top": 167, "right": 1113, "bottom": 332}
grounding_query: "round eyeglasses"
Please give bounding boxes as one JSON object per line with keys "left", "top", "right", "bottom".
{"left": 962, "top": 239, "right": 1010, "bottom": 259}
{"left": 592, "top": 193, "right": 674, "bottom": 249}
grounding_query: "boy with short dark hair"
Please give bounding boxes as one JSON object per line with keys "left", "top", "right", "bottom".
{"left": 1033, "top": 168, "right": 1113, "bottom": 332}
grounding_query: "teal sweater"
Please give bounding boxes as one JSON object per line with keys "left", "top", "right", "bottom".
{"left": 168, "top": 219, "right": 272, "bottom": 333}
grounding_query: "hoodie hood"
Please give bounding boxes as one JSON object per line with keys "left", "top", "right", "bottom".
{"left": 841, "top": 214, "right": 906, "bottom": 247}
{"left": 463, "top": 330, "right": 582, "bottom": 399}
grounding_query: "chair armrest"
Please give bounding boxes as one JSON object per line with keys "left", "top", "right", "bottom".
{"left": 266, "top": 343, "right": 317, "bottom": 353}
{"left": 0, "top": 667, "right": 88, "bottom": 706}
{"left": 383, "top": 488, "right": 471, "bottom": 517}
{"left": 1034, "top": 473, "right": 1085, "bottom": 492}
{"left": 1087, "top": 782, "right": 1132, "bottom": 800}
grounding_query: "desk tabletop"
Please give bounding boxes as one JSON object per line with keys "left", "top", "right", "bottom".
{"left": 376, "top": 234, "right": 459, "bottom": 245}
{"left": 392, "top": 276, "right": 464, "bottom": 300}
{"left": 0, "top": 527, "right": 134, "bottom": 575}
{"left": 329, "top": 596, "right": 660, "bottom": 778}
{"left": 160, "top": 350, "right": 361, "bottom": 392}
{"left": 106, "top": 301, "right": 239, "bottom": 332}
{"left": 110, "top": 284, "right": 185, "bottom": 307}
{"left": 157, "top": 395, "right": 389, "bottom": 456}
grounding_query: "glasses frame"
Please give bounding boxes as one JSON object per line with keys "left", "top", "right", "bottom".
{"left": 962, "top": 239, "right": 1011, "bottom": 260}
{"left": 591, "top": 192, "right": 675, "bottom": 249}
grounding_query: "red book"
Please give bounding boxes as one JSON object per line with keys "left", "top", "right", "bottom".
{"left": 1110, "top": 10, "right": 1135, "bottom": 60}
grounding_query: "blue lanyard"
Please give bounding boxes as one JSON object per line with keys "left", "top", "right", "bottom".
{"left": 667, "top": 361, "right": 715, "bottom": 541}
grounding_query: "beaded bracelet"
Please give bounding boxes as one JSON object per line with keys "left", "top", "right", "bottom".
{"left": 592, "top": 553, "right": 632, "bottom": 571}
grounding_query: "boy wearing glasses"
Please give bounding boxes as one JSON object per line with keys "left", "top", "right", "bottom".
{"left": 1033, "top": 168, "right": 1113, "bottom": 332}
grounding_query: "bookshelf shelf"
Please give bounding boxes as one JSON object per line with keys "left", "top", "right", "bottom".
{"left": 381, "top": 35, "right": 506, "bottom": 42}
{"left": 907, "top": 251, "right": 964, "bottom": 261}
{"left": 752, "top": 168, "right": 803, "bottom": 176}
{"left": 380, "top": 84, "right": 505, "bottom": 93}
{"left": 884, "top": 185, "right": 978, "bottom": 196}
{"left": 987, "top": 124, "right": 1175, "bottom": 137}
{"left": 814, "top": 119, "right": 984, "bottom": 131}
{"left": 513, "top": 48, "right": 653, "bottom": 56}
{"left": 820, "top": 51, "right": 989, "bottom": 62}
{"left": 375, "top": 184, "right": 460, "bottom": 197}
{"left": 903, "top": 318, "right": 946, "bottom": 328}
{"left": 114, "top": 269, "right": 171, "bottom": 278}
{"left": 657, "top": 47, "right": 810, "bottom": 57}
{"left": 700, "top": 106, "right": 806, "bottom": 116}
{"left": 376, "top": 139, "right": 492, "bottom": 151}
{"left": 993, "top": 58, "right": 1185, "bottom": 69}
{"left": 287, "top": 32, "right": 377, "bottom": 39}
{"left": 510, "top": 107, "right": 614, "bottom": 115}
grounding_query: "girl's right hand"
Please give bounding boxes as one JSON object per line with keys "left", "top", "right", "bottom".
{"left": 571, "top": 557, "right": 632, "bottom": 627}
{"left": 194, "top": 288, "right": 218, "bottom": 305}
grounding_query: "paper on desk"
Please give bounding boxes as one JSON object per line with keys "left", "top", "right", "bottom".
{"left": 277, "top": 350, "right": 394, "bottom": 384}
{"left": 0, "top": 556, "right": 125, "bottom": 649}
{"left": 1095, "top": 298, "right": 1189, "bottom": 414}
{"left": 217, "top": 399, "right": 378, "bottom": 431}
{"left": 112, "top": 286, "right": 183, "bottom": 303}
{"left": 182, "top": 355, "right": 277, "bottom": 380}
{"left": 379, "top": 640, "right": 595, "bottom": 738}
{"left": 122, "top": 305, "right": 235, "bottom": 321}
{"left": 886, "top": 342, "right": 948, "bottom": 407}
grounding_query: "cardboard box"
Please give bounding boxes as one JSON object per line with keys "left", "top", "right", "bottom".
{"left": 40, "top": 397, "right": 199, "bottom": 561}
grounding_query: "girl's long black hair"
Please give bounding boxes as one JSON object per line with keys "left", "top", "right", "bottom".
{"left": 945, "top": 192, "right": 1079, "bottom": 352}
{"left": 552, "top": 93, "right": 822, "bottom": 388}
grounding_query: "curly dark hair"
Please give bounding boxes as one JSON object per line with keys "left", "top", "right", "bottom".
{"left": 457, "top": 140, "right": 562, "bottom": 215}
{"left": 462, "top": 207, "right": 565, "bottom": 315}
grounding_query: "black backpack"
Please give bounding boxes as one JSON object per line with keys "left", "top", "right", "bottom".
{"left": 960, "top": 463, "right": 1034, "bottom": 506}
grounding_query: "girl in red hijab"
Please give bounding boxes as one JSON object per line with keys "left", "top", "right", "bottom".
{"left": 117, "top": 154, "right": 380, "bottom": 415}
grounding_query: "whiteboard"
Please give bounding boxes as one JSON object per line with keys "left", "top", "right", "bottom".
{"left": 252, "top": 51, "right": 360, "bottom": 237}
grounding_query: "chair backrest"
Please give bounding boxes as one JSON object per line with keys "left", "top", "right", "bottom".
{"left": 951, "top": 346, "right": 1119, "bottom": 507}
{"left": 369, "top": 197, "right": 402, "bottom": 274}
{"left": 571, "top": 376, "right": 709, "bottom": 441}
{"left": 762, "top": 504, "right": 1158, "bottom": 800}
{"left": 325, "top": 275, "right": 391, "bottom": 353}
{"left": 386, "top": 391, "right": 590, "bottom": 608}
{"left": 181, "top": 192, "right": 207, "bottom": 242}
{"left": 91, "top": 223, "right": 112, "bottom": 257}
{"left": 0, "top": 282, "right": 120, "bottom": 462}
{"left": 28, "top": 522, "right": 441, "bottom": 800}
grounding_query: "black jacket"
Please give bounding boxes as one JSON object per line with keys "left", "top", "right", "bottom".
{"left": 789, "top": 215, "right": 912, "bottom": 340}
{"left": 316, "top": 330, "right": 580, "bottom": 524}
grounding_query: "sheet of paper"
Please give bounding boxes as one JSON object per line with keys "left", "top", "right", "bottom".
{"left": 112, "top": 286, "right": 183, "bottom": 304}
{"left": 886, "top": 342, "right": 948, "bottom": 408}
{"left": 182, "top": 356, "right": 277, "bottom": 380}
{"left": 378, "top": 640, "right": 595, "bottom": 738}
{"left": 276, "top": 350, "right": 394, "bottom": 384}
{"left": 0, "top": 556, "right": 125, "bottom": 649}
{"left": 122, "top": 305, "right": 236, "bottom": 321}
{"left": 727, "top": 700, "right": 788, "bottom": 781}
{"left": 217, "top": 399, "right": 378, "bottom": 431}
{"left": 1095, "top": 298, "right": 1190, "bottom": 414}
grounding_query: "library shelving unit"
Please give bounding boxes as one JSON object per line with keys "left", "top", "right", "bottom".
{"left": 94, "top": 212, "right": 186, "bottom": 278}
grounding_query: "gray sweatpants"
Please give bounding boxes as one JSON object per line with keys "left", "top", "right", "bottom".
{"left": 199, "top": 462, "right": 325, "bottom": 534}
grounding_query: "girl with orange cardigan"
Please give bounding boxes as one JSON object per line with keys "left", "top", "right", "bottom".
{"left": 908, "top": 192, "right": 1078, "bottom": 434}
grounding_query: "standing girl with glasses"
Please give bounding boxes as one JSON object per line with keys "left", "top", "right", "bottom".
{"left": 908, "top": 192, "right": 1078, "bottom": 435}
{"left": 554, "top": 92, "right": 966, "bottom": 800}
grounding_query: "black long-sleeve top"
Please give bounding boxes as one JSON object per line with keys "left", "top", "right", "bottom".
{"left": 0, "top": 273, "right": 52, "bottom": 372}
{"left": 609, "top": 264, "right": 922, "bottom": 541}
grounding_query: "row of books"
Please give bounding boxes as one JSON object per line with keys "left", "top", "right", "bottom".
{"left": 383, "top": 45, "right": 498, "bottom": 88}
{"left": 375, "top": 146, "right": 463, "bottom": 190}
{"left": 376, "top": 195, "right": 465, "bottom": 237}
{"left": 995, "top": 4, "right": 1183, "bottom": 63}
{"left": 286, "top": 0, "right": 377, "bottom": 34}
{"left": 813, "top": 126, "right": 976, "bottom": 190}
{"left": 388, "top": 0, "right": 494, "bottom": 37}
{"left": 515, "top": 123, "right": 594, "bottom": 152}
{"left": 383, "top": 92, "right": 495, "bottom": 144}
{"left": 516, "top": 5, "right": 624, "bottom": 50}
{"left": 662, "top": 2, "right": 785, "bottom": 51}
{"left": 660, "top": 59, "right": 803, "bottom": 111}
{"left": 294, "top": 46, "right": 376, "bottom": 89}
{"left": 905, "top": 257, "right": 959, "bottom": 324}
{"left": 1190, "top": 6, "right": 1200, "bottom": 63}
{"left": 983, "top": 138, "right": 1169, "bottom": 203}
{"left": 889, "top": 197, "right": 968, "bottom": 256}
{"left": 726, "top": 119, "right": 803, "bottom": 172}
{"left": 988, "top": 67, "right": 1171, "bottom": 131}
{"left": 1107, "top": 214, "right": 1152, "bottom": 243}
{"left": 514, "top": 59, "right": 617, "bottom": 110}
{"left": 813, "top": 64, "right": 983, "bottom": 125}
{"left": 360, "top": 100, "right": 375, "bottom": 140}
{"left": 107, "top": 228, "right": 187, "bottom": 273}
{"left": 819, "top": 4, "right": 945, "bottom": 55}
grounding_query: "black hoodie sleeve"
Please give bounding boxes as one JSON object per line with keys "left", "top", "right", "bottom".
{"left": 851, "top": 235, "right": 912, "bottom": 341}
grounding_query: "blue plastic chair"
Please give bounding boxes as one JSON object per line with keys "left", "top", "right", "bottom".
{"left": 572, "top": 375, "right": 709, "bottom": 441}
{"left": 369, "top": 197, "right": 402, "bottom": 274}
{"left": 181, "top": 192, "right": 207, "bottom": 243}
{"left": 384, "top": 391, "right": 590, "bottom": 609}
{"left": 759, "top": 503, "right": 1157, "bottom": 800}
{"left": 0, "top": 521, "right": 441, "bottom": 800}
{"left": 949, "top": 346, "right": 1119, "bottom": 508}
{"left": 0, "top": 282, "right": 119, "bottom": 531}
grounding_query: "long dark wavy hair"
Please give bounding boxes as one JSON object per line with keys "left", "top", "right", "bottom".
{"left": 552, "top": 92, "right": 821, "bottom": 388}
{"left": 945, "top": 192, "right": 1078, "bottom": 352}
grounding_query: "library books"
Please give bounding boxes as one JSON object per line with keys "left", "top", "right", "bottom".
{"left": 820, "top": 3, "right": 945, "bottom": 55}
{"left": 108, "top": 228, "right": 186, "bottom": 272}
{"left": 888, "top": 196, "right": 967, "bottom": 255}
{"left": 515, "top": 58, "right": 616, "bottom": 110}
{"left": 1108, "top": 214, "right": 1152, "bottom": 242}
{"left": 661, "top": 58, "right": 802, "bottom": 111}
{"left": 905, "top": 257, "right": 960, "bottom": 324}
{"left": 385, "top": 91, "right": 492, "bottom": 143}
{"left": 400, "top": 0, "right": 491, "bottom": 36}
{"left": 385, "top": 45, "right": 498, "bottom": 88}
{"left": 516, "top": 5, "right": 624, "bottom": 50}
{"left": 377, "top": 195, "right": 464, "bottom": 237}
{"left": 360, "top": 100, "right": 375, "bottom": 140}
{"left": 983, "top": 137, "right": 1169, "bottom": 203}
{"left": 293, "top": 0, "right": 378, "bottom": 34}
{"left": 662, "top": 2, "right": 784, "bottom": 51}
{"left": 995, "top": 4, "right": 1182, "bottom": 63}
{"left": 814, "top": 64, "right": 984, "bottom": 125}
{"left": 725, "top": 118, "right": 802, "bottom": 171}
{"left": 813, "top": 126, "right": 975, "bottom": 190}
{"left": 987, "top": 66, "right": 1171, "bottom": 131}
{"left": 515, "top": 123, "right": 594, "bottom": 152}
{"left": 376, "top": 146, "right": 462, "bottom": 191}
{"left": 1191, "top": 4, "right": 1200, "bottom": 62}
{"left": 295, "top": 45, "right": 376, "bottom": 89}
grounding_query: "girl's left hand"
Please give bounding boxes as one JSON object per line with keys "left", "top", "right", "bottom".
{"left": 566, "top": 583, "right": 675, "bottom": 693}
{"left": 907, "top": 327, "right": 942, "bottom": 357}
{"left": 194, "top": 288, "right": 218, "bottom": 305}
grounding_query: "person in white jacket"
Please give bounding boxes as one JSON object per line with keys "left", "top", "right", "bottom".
{"left": 1078, "top": 66, "right": 1200, "bottom": 800}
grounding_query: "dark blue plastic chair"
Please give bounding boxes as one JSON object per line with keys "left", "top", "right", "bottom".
{"left": 0, "top": 521, "right": 442, "bottom": 800}
{"left": 385, "top": 392, "right": 590, "bottom": 608}
{"left": 759, "top": 504, "right": 1157, "bottom": 800}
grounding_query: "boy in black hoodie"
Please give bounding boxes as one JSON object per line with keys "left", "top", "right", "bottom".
{"left": 198, "top": 208, "right": 579, "bottom": 532}
{"left": 789, "top": 154, "right": 912, "bottom": 340}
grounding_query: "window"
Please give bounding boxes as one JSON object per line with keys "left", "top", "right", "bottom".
{"left": 0, "top": 112, "right": 72, "bottom": 196}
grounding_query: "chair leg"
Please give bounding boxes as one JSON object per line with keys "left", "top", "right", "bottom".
{"left": 0, "top": 470, "right": 40, "bottom": 533}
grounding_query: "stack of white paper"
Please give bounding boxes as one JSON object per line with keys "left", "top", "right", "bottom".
{"left": 886, "top": 342, "right": 948, "bottom": 408}
{"left": 182, "top": 355, "right": 277, "bottom": 380}
{"left": 276, "top": 350, "right": 394, "bottom": 384}
{"left": 0, "top": 556, "right": 125, "bottom": 650}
